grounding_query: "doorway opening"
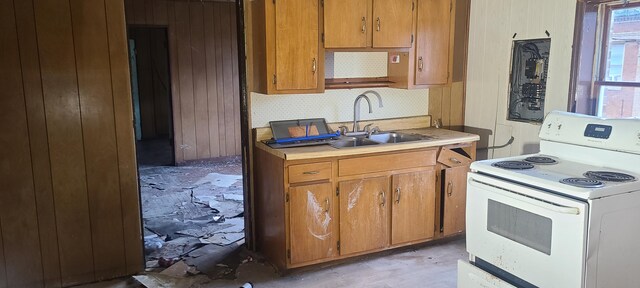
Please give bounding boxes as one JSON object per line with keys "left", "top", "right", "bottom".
{"left": 128, "top": 27, "right": 174, "bottom": 166}
{"left": 125, "top": 0, "right": 247, "bottom": 278}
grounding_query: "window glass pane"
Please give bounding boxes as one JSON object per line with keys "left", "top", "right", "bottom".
{"left": 606, "top": 43, "right": 623, "bottom": 81}
{"left": 606, "top": 7, "right": 640, "bottom": 83}
{"left": 598, "top": 85, "right": 640, "bottom": 117}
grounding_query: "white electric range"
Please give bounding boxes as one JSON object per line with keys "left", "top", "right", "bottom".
{"left": 458, "top": 111, "right": 640, "bottom": 288}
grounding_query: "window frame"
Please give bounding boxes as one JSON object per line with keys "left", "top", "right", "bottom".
{"left": 569, "top": 0, "right": 640, "bottom": 116}
{"left": 595, "top": 2, "right": 640, "bottom": 88}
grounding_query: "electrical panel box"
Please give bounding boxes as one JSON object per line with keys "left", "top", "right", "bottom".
{"left": 507, "top": 38, "right": 550, "bottom": 123}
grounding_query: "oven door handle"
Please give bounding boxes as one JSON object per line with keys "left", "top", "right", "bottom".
{"left": 469, "top": 178, "right": 581, "bottom": 215}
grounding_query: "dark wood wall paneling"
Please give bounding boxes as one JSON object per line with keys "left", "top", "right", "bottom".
{"left": 0, "top": 0, "right": 143, "bottom": 286}
{"left": 125, "top": 0, "right": 242, "bottom": 163}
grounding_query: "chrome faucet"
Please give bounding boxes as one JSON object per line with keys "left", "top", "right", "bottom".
{"left": 352, "top": 90, "right": 383, "bottom": 134}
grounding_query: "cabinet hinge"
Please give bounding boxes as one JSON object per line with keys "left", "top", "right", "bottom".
{"left": 450, "top": 0, "right": 453, "bottom": 12}
{"left": 321, "top": 0, "right": 324, "bottom": 7}
{"left": 336, "top": 187, "right": 339, "bottom": 196}
{"left": 272, "top": 74, "right": 277, "bottom": 85}
{"left": 411, "top": 34, "right": 414, "bottom": 44}
{"left": 287, "top": 249, "right": 291, "bottom": 259}
{"left": 273, "top": 0, "right": 276, "bottom": 4}
{"left": 337, "top": 241, "right": 341, "bottom": 252}
{"left": 322, "top": 33, "right": 325, "bottom": 43}
{"left": 286, "top": 193, "right": 289, "bottom": 202}
{"left": 412, "top": 1, "right": 415, "bottom": 11}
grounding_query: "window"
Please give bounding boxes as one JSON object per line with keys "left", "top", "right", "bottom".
{"left": 605, "top": 42, "right": 624, "bottom": 82}
{"left": 570, "top": 1, "right": 640, "bottom": 118}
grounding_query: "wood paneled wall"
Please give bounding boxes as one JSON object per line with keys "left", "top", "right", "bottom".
{"left": 0, "top": 0, "right": 142, "bottom": 286}
{"left": 125, "top": 0, "right": 242, "bottom": 162}
{"left": 465, "top": 0, "right": 576, "bottom": 158}
{"left": 429, "top": 81, "right": 465, "bottom": 130}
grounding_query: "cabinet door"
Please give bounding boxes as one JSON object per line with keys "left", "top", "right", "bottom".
{"left": 289, "top": 182, "right": 337, "bottom": 264}
{"left": 415, "top": 0, "right": 451, "bottom": 85}
{"left": 339, "top": 176, "right": 389, "bottom": 255}
{"left": 324, "top": 0, "right": 369, "bottom": 48}
{"left": 275, "top": 0, "right": 319, "bottom": 90}
{"left": 372, "top": 0, "right": 413, "bottom": 48}
{"left": 442, "top": 165, "right": 467, "bottom": 236}
{"left": 391, "top": 170, "right": 436, "bottom": 245}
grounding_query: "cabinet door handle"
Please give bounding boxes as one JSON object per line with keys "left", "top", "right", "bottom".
{"left": 376, "top": 17, "right": 381, "bottom": 31}
{"left": 303, "top": 171, "right": 320, "bottom": 175}
{"left": 380, "top": 191, "right": 386, "bottom": 207}
{"left": 449, "top": 157, "right": 461, "bottom": 164}
{"left": 447, "top": 182, "right": 453, "bottom": 197}
{"left": 361, "top": 16, "right": 366, "bottom": 33}
{"left": 324, "top": 198, "right": 330, "bottom": 213}
{"left": 312, "top": 58, "right": 317, "bottom": 74}
{"left": 395, "top": 187, "right": 401, "bottom": 204}
{"left": 418, "top": 57, "right": 424, "bottom": 72}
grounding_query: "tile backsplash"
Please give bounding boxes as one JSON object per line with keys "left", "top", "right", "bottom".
{"left": 325, "top": 52, "right": 388, "bottom": 78}
{"left": 251, "top": 87, "right": 429, "bottom": 128}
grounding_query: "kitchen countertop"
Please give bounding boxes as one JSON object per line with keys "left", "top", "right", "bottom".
{"left": 255, "top": 127, "right": 480, "bottom": 160}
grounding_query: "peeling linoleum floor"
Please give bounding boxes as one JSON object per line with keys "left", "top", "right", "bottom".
{"left": 78, "top": 238, "right": 466, "bottom": 288}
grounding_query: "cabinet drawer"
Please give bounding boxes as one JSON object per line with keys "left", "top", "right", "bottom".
{"left": 339, "top": 150, "right": 437, "bottom": 176}
{"left": 289, "top": 162, "right": 332, "bottom": 184}
{"left": 438, "top": 148, "right": 472, "bottom": 168}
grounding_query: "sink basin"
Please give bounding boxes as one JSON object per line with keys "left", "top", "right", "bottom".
{"left": 331, "top": 137, "right": 379, "bottom": 148}
{"left": 368, "top": 132, "right": 430, "bottom": 144}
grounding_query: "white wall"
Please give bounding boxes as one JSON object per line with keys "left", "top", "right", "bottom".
{"left": 465, "top": 0, "right": 576, "bottom": 158}
{"left": 251, "top": 52, "right": 430, "bottom": 128}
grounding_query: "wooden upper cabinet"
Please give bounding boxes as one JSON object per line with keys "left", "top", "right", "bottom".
{"left": 339, "top": 177, "right": 390, "bottom": 255}
{"left": 251, "top": 0, "right": 323, "bottom": 94}
{"left": 415, "top": 0, "right": 451, "bottom": 85}
{"left": 324, "top": 0, "right": 369, "bottom": 48}
{"left": 288, "top": 182, "right": 337, "bottom": 264}
{"left": 391, "top": 170, "right": 436, "bottom": 245}
{"left": 372, "top": 0, "right": 414, "bottom": 48}
{"left": 275, "top": 0, "right": 319, "bottom": 90}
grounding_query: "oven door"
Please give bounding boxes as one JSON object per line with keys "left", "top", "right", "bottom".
{"left": 466, "top": 172, "right": 588, "bottom": 288}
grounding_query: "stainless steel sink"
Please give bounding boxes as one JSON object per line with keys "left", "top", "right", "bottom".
{"left": 367, "top": 132, "right": 431, "bottom": 144}
{"left": 331, "top": 137, "right": 379, "bottom": 148}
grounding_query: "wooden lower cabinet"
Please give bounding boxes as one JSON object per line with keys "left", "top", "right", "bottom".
{"left": 338, "top": 176, "right": 390, "bottom": 255}
{"left": 288, "top": 182, "right": 337, "bottom": 264}
{"left": 391, "top": 169, "right": 436, "bottom": 245}
{"left": 442, "top": 165, "right": 468, "bottom": 236}
{"left": 254, "top": 144, "right": 475, "bottom": 272}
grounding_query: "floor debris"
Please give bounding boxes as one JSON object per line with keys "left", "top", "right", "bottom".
{"left": 133, "top": 274, "right": 209, "bottom": 288}
{"left": 138, "top": 157, "right": 246, "bottom": 280}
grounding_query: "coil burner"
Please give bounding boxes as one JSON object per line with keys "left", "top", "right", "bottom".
{"left": 492, "top": 161, "right": 535, "bottom": 170}
{"left": 584, "top": 171, "right": 636, "bottom": 182}
{"left": 524, "top": 156, "right": 558, "bottom": 165}
{"left": 560, "top": 178, "right": 604, "bottom": 188}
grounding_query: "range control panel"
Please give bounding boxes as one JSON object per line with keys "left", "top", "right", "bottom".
{"left": 539, "top": 111, "right": 640, "bottom": 154}
{"left": 584, "top": 124, "right": 613, "bottom": 139}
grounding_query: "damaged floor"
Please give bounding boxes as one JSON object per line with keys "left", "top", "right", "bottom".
{"left": 81, "top": 156, "right": 467, "bottom": 287}
{"left": 78, "top": 238, "right": 466, "bottom": 288}
{"left": 139, "top": 156, "right": 246, "bottom": 274}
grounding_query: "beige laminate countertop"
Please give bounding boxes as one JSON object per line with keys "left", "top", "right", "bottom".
{"left": 255, "top": 127, "right": 480, "bottom": 160}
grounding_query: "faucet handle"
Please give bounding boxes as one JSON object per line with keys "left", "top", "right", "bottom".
{"left": 362, "top": 123, "right": 373, "bottom": 133}
{"left": 338, "top": 125, "right": 349, "bottom": 135}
